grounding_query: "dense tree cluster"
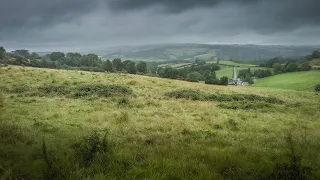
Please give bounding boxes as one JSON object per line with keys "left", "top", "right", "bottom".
{"left": 0, "top": 47, "right": 148, "bottom": 74}
{"left": 308, "top": 51, "right": 320, "bottom": 60}
{"left": 157, "top": 62, "right": 228, "bottom": 86}
{"left": 237, "top": 68, "right": 255, "bottom": 84}
{"left": 263, "top": 50, "right": 319, "bottom": 74}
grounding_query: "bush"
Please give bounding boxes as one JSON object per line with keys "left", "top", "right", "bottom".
{"left": 205, "top": 76, "right": 220, "bottom": 85}
{"left": 0, "top": 91, "right": 4, "bottom": 109}
{"left": 72, "top": 132, "right": 112, "bottom": 167}
{"left": 165, "top": 89, "right": 284, "bottom": 105}
{"left": 219, "top": 76, "right": 229, "bottom": 86}
{"left": 165, "top": 90, "right": 206, "bottom": 101}
{"left": 74, "top": 85, "right": 132, "bottom": 98}
{"left": 186, "top": 72, "right": 204, "bottom": 82}
{"left": 38, "top": 85, "right": 71, "bottom": 96}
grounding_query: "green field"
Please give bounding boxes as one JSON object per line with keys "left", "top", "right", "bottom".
{"left": 207, "top": 60, "right": 256, "bottom": 67}
{"left": 216, "top": 67, "right": 270, "bottom": 78}
{"left": 0, "top": 66, "right": 320, "bottom": 179}
{"left": 252, "top": 71, "right": 320, "bottom": 91}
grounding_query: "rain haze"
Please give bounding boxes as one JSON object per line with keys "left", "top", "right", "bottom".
{"left": 1, "top": 0, "right": 320, "bottom": 52}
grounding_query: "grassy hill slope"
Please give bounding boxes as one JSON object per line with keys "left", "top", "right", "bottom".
{"left": 0, "top": 66, "right": 320, "bottom": 179}
{"left": 252, "top": 71, "right": 320, "bottom": 91}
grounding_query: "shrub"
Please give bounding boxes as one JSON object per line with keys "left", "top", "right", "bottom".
{"left": 11, "top": 85, "right": 30, "bottom": 93}
{"left": 74, "top": 85, "right": 132, "bottom": 98}
{"left": 0, "top": 91, "right": 4, "bottom": 109}
{"left": 272, "top": 133, "right": 313, "bottom": 180}
{"left": 37, "top": 85, "right": 71, "bottom": 96}
{"left": 165, "top": 90, "right": 284, "bottom": 109}
{"left": 165, "top": 90, "right": 206, "bottom": 100}
{"left": 72, "top": 132, "right": 112, "bottom": 167}
{"left": 186, "top": 72, "right": 204, "bottom": 82}
{"left": 219, "top": 76, "right": 229, "bottom": 86}
{"left": 205, "top": 77, "right": 220, "bottom": 85}
{"left": 118, "top": 97, "right": 130, "bottom": 106}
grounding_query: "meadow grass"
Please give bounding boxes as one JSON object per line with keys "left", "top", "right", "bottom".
{"left": 252, "top": 70, "right": 320, "bottom": 91}
{"left": 0, "top": 65, "right": 319, "bottom": 179}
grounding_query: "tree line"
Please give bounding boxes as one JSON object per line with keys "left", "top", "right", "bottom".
{"left": 0, "top": 47, "right": 148, "bottom": 74}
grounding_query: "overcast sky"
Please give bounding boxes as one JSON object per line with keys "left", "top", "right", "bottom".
{"left": 1, "top": 0, "right": 319, "bottom": 52}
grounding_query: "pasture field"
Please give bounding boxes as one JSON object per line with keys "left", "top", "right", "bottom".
{"left": 207, "top": 60, "right": 256, "bottom": 67}
{"left": 252, "top": 70, "right": 320, "bottom": 91}
{"left": 215, "top": 66, "right": 270, "bottom": 78}
{"left": 0, "top": 65, "right": 319, "bottom": 179}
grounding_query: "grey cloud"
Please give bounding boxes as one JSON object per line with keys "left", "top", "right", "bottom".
{"left": 0, "top": 0, "right": 319, "bottom": 51}
{"left": 0, "top": 0, "right": 99, "bottom": 30}
{"left": 109, "top": 0, "right": 320, "bottom": 27}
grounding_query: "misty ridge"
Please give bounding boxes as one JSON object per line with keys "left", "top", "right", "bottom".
{"left": 101, "top": 43, "right": 320, "bottom": 61}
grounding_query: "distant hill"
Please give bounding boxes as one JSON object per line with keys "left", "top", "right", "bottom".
{"left": 102, "top": 44, "right": 320, "bottom": 61}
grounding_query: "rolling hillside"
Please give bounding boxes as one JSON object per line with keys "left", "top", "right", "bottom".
{"left": 102, "top": 44, "right": 319, "bottom": 61}
{"left": 252, "top": 71, "right": 320, "bottom": 91}
{"left": 0, "top": 65, "right": 319, "bottom": 179}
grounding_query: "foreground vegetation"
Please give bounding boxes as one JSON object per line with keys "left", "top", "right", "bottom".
{"left": 0, "top": 65, "right": 320, "bottom": 179}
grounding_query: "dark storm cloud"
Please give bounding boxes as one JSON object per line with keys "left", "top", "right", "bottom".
{"left": 108, "top": 0, "right": 260, "bottom": 12}
{"left": 0, "top": 0, "right": 99, "bottom": 30}
{"left": 109, "top": 0, "right": 320, "bottom": 29}
{"left": 0, "top": 0, "right": 319, "bottom": 51}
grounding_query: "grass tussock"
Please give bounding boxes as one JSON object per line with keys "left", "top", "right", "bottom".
{"left": 165, "top": 89, "right": 284, "bottom": 110}
{"left": 3, "top": 84, "right": 133, "bottom": 99}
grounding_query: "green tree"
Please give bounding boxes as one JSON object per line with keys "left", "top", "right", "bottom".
{"left": 219, "top": 76, "right": 229, "bottom": 86}
{"left": 0, "top": 46, "right": 6, "bottom": 60}
{"left": 30, "top": 52, "right": 39, "bottom": 59}
{"left": 136, "top": 61, "right": 147, "bottom": 74}
{"left": 12, "top": 50, "right": 30, "bottom": 58}
{"left": 81, "top": 54, "right": 101, "bottom": 67}
{"left": 285, "top": 62, "right": 299, "bottom": 72}
{"left": 66, "top": 53, "right": 82, "bottom": 66}
{"left": 210, "top": 69, "right": 217, "bottom": 79}
{"left": 205, "top": 71, "right": 219, "bottom": 85}
{"left": 195, "top": 59, "right": 206, "bottom": 65}
{"left": 125, "top": 61, "right": 137, "bottom": 74}
{"left": 266, "top": 57, "right": 280, "bottom": 68}
{"left": 186, "top": 72, "right": 204, "bottom": 82}
{"left": 238, "top": 69, "right": 252, "bottom": 79}
{"left": 273, "top": 63, "right": 282, "bottom": 74}
{"left": 311, "top": 51, "right": 320, "bottom": 59}
{"left": 102, "top": 60, "right": 113, "bottom": 72}
{"left": 49, "top": 52, "right": 65, "bottom": 64}
{"left": 112, "top": 58, "right": 123, "bottom": 71}
{"left": 254, "top": 69, "right": 272, "bottom": 78}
